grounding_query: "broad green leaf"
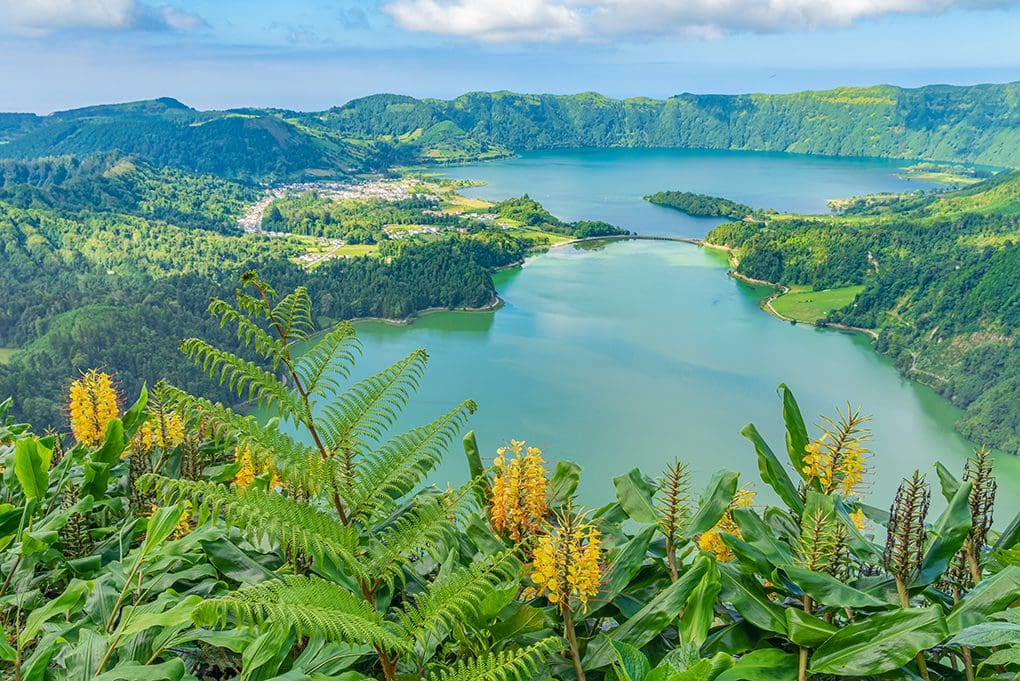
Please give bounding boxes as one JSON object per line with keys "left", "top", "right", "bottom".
{"left": 20, "top": 579, "right": 88, "bottom": 645}
{"left": 719, "top": 532, "right": 774, "bottom": 577}
{"left": 949, "top": 621, "right": 1020, "bottom": 648}
{"left": 912, "top": 481, "right": 972, "bottom": 588}
{"left": 117, "top": 595, "right": 202, "bottom": 636}
{"left": 487, "top": 604, "right": 545, "bottom": 644}
{"left": 614, "top": 468, "right": 658, "bottom": 524}
{"left": 809, "top": 607, "right": 948, "bottom": 675}
{"left": 786, "top": 608, "right": 837, "bottom": 648}
{"left": 584, "top": 555, "right": 711, "bottom": 668}
{"left": 933, "top": 461, "right": 960, "bottom": 504}
{"left": 201, "top": 537, "right": 279, "bottom": 585}
{"left": 779, "top": 384, "right": 809, "bottom": 477}
{"left": 718, "top": 562, "right": 787, "bottom": 635}
{"left": 93, "top": 417, "right": 127, "bottom": 464}
{"left": 731, "top": 508, "right": 794, "bottom": 566}
{"left": 716, "top": 648, "right": 798, "bottom": 681}
{"left": 120, "top": 384, "right": 149, "bottom": 437}
{"left": 740, "top": 422, "right": 803, "bottom": 514}
{"left": 242, "top": 621, "right": 295, "bottom": 681}
{"left": 993, "top": 510, "right": 1020, "bottom": 551}
{"left": 947, "top": 565, "right": 1020, "bottom": 633}
{"left": 600, "top": 524, "right": 657, "bottom": 602}
{"left": 684, "top": 470, "right": 739, "bottom": 538}
{"left": 780, "top": 565, "right": 890, "bottom": 609}
{"left": 662, "top": 654, "right": 736, "bottom": 681}
{"left": 679, "top": 557, "right": 721, "bottom": 647}
{"left": 981, "top": 647, "right": 1020, "bottom": 669}
{"left": 0, "top": 629, "right": 15, "bottom": 661}
{"left": 611, "top": 640, "right": 650, "bottom": 681}
{"left": 462, "top": 431, "right": 488, "bottom": 507}
{"left": 14, "top": 437, "right": 51, "bottom": 501}
{"left": 142, "top": 504, "right": 185, "bottom": 554}
{"left": 548, "top": 460, "right": 582, "bottom": 506}
{"left": 94, "top": 659, "right": 185, "bottom": 681}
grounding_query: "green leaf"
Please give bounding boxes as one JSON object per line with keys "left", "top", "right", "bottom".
{"left": 993, "top": 510, "right": 1020, "bottom": 551}
{"left": 912, "top": 481, "right": 972, "bottom": 588}
{"left": 142, "top": 504, "right": 185, "bottom": 554}
{"left": 718, "top": 562, "right": 787, "bottom": 635}
{"left": 487, "top": 604, "right": 545, "bottom": 645}
{"left": 611, "top": 640, "right": 650, "bottom": 681}
{"left": 94, "top": 660, "right": 185, "bottom": 681}
{"left": 730, "top": 508, "right": 794, "bottom": 566}
{"left": 548, "top": 460, "right": 581, "bottom": 507}
{"left": 779, "top": 384, "right": 809, "bottom": 478}
{"left": 780, "top": 565, "right": 890, "bottom": 609}
{"left": 740, "top": 422, "right": 803, "bottom": 514}
{"left": 117, "top": 595, "right": 202, "bottom": 636}
{"left": 93, "top": 417, "right": 127, "bottom": 464}
{"left": 14, "top": 437, "right": 51, "bottom": 501}
{"left": 679, "top": 558, "right": 722, "bottom": 647}
{"left": 947, "top": 565, "right": 1020, "bottom": 633}
{"left": 684, "top": 470, "right": 739, "bottom": 538}
{"left": 121, "top": 384, "right": 149, "bottom": 437}
{"left": 584, "top": 555, "right": 711, "bottom": 669}
{"left": 716, "top": 648, "right": 798, "bottom": 681}
{"left": 0, "top": 629, "right": 15, "bottom": 662}
{"left": 809, "top": 607, "right": 948, "bottom": 675}
{"left": 200, "top": 537, "right": 279, "bottom": 585}
{"left": 949, "top": 621, "right": 1020, "bottom": 648}
{"left": 600, "top": 525, "right": 657, "bottom": 603}
{"left": 933, "top": 461, "right": 960, "bottom": 504}
{"left": 20, "top": 580, "right": 89, "bottom": 645}
{"left": 462, "top": 431, "right": 488, "bottom": 507}
{"left": 614, "top": 468, "right": 658, "bottom": 524}
{"left": 785, "top": 608, "right": 837, "bottom": 648}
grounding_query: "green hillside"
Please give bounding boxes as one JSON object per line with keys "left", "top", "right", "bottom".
{"left": 317, "top": 82, "right": 1020, "bottom": 167}
{"left": 3, "top": 82, "right": 1020, "bottom": 177}
{"left": 0, "top": 99, "right": 368, "bottom": 182}
{"left": 706, "top": 172, "right": 1020, "bottom": 452}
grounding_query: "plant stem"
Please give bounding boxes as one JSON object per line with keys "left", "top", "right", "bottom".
{"left": 799, "top": 594, "right": 813, "bottom": 681}
{"left": 896, "top": 577, "right": 930, "bottom": 681}
{"left": 666, "top": 538, "right": 678, "bottom": 582}
{"left": 563, "top": 607, "right": 585, "bottom": 681}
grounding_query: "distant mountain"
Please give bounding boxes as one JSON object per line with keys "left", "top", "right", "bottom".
{"left": 316, "top": 83, "right": 1020, "bottom": 167}
{"left": 0, "top": 99, "right": 368, "bottom": 182}
{"left": 2, "top": 82, "right": 1018, "bottom": 181}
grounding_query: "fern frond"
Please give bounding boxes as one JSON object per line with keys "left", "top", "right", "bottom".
{"left": 396, "top": 550, "right": 519, "bottom": 644}
{"left": 365, "top": 491, "right": 469, "bottom": 588}
{"left": 180, "top": 338, "right": 307, "bottom": 422}
{"left": 429, "top": 637, "right": 561, "bottom": 681}
{"left": 347, "top": 400, "right": 477, "bottom": 522}
{"left": 270, "top": 287, "right": 315, "bottom": 343}
{"left": 208, "top": 297, "right": 286, "bottom": 368}
{"left": 293, "top": 322, "right": 360, "bottom": 399}
{"left": 141, "top": 476, "right": 364, "bottom": 579}
{"left": 194, "top": 575, "right": 403, "bottom": 651}
{"left": 319, "top": 349, "right": 429, "bottom": 454}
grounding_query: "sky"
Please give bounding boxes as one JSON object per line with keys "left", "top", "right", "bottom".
{"left": 0, "top": 0, "right": 1019, "bottom": 113}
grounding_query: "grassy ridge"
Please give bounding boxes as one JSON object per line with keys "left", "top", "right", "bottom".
{"left": 770, "top": 285, "right": 866, "bottom": 323}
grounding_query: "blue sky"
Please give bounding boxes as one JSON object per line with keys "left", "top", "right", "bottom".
{"left": 1, "top": 0, "right": 1018, "bottom": 113}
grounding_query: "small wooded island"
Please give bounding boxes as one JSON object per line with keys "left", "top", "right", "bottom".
{"left": 645, "top": 190, "right": 756, "bottom": 220}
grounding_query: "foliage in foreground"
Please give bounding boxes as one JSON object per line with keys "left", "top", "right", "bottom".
{"left": 1, "top": 275, "right": 1019, "bottom": 680}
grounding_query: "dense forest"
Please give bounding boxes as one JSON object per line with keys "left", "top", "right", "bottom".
{"left": 1, "top": 279, "right": 1018, "bottom": 680}
{"left": 4, "top": 82, "right": 1020, "bottom": 181}
{"left": 645, "top": 191, "right": 756, "bottom": 220}
{"left": 706, "top": 172, "right": 1020, "bottom": 453}
{"left": 0, "top": 155, "right": 577, "bottom": 430}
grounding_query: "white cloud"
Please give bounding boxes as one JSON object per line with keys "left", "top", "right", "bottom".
{"left": 0, "top": 0, "right": 205, "bottom": 35}
{"left": 382, "top": 0, "right": 1020, "bottom": 42}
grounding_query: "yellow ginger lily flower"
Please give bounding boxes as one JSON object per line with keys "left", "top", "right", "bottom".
{"left": 134, "top": 411, "right": 185, "bottom": 452}
{"left": 68, "top": 370, "right": 120, "bottom": 447}
{"left": 802, "top": 409, "right": 871, "bottom": 497}
{"left": 527, "top": 508, "right": 602, "bottom": 610}
{"left": 490, "top": 439, "right": 549, "bottom": 541}
{"left": 234, "top": 445, "right": 256, "bottom": 490}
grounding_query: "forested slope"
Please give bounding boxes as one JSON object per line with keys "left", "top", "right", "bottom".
{"left": 4, "top": 82, "right": 1020, "bottom": 176}
{"left": 317, "top": 83, "right": 1020, "bottom": 167}
{"left": 706, "top": 172, "right": 1020, "bottom": 452}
